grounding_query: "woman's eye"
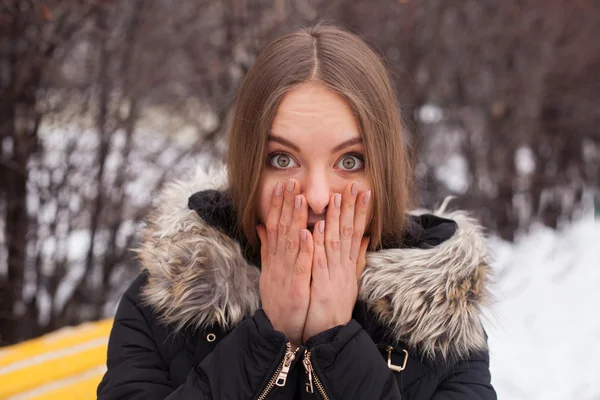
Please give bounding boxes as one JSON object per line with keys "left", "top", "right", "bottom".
{"left": 337, "top": 155, "right": 364, "bottom": 171}
{"left": 269, "top": 153, "right": 297, "bottom": 169}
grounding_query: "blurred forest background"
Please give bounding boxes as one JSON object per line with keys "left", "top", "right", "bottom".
{"left": 1, "top": 0, "right": 599, "bottom": 346}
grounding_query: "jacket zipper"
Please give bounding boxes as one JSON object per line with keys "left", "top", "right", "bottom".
{"left": 303, "top": 350, "right": 329, "bottom": 399}
{"left": 257, "top": 342, "right": 299, "bottom": 400}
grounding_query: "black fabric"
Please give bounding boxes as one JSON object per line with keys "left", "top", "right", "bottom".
{"left": 99, "top": 191, "right": 496, "bottom": 399}
{"left": 305, "top": 325, "right": 343, "bottom": 348}
{"left": 302, "top": 320, "right": 402, "bottom": 399}
{"left": 390, "top": 214, "right": 458, "bottom": 249}
{"left": 97, "top": 274, "right": 295, "bottom": 400}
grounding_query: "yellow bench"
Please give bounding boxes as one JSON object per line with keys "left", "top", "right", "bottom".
{"left": 0, "top": 319, "right": 112, "bottom": 400}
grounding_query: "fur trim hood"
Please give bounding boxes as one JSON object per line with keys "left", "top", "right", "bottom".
{"left": 137, "top": 167, "right": 492, "bottom": 361}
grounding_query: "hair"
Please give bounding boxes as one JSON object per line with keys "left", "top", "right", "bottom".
{"left": 227, "top": 22, "right": 414, "bottom": 250}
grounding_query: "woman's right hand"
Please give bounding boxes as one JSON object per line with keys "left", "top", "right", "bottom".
{"left": 256, "top": 179, "right": 313, "bottom": 346}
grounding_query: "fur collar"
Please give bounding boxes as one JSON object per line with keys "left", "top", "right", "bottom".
{"left": 138, "top": 167, "right": 492, "bottom": 361}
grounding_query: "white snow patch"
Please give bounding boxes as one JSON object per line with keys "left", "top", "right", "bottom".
{"left": 418, "top": 104, "right": 444, "bottom": 124}
{"left": 515, "top": 146, "right": 535, "bottom": 176}
{"left": 435, "top": 154, "right": 468, "bottom": 194}
{"left": 486, "top": 215, "right": 600, "bottom": 399}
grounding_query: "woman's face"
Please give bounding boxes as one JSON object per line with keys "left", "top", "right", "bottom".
{"left": 258, "top": 82, "right": 372, "bottom": 231}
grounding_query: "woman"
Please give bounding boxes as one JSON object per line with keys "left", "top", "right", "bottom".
{"left": 98, "top": 24, "right": 496, "bottom": 399}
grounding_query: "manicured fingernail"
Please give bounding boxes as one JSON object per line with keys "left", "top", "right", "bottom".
{"left": 334, "top": 193, "right": 341, "bottom": 208}
{"left": 301, "top": 229, "right": 307, "bottom": 242}
{"left": 363, "top": 190, "right": 371, "bottom": 205}
{"left": 351, "top": 181, "right": 359, "bottom": 196}
{"left": 275, "top": 182, "right": 283, "bottom": 196}
{"left": 286, "top": 179, "right": 294, "bottom": 193}
{"left": 318, "top": 221, "right": 325, "bottom": 234}
{"left": 295, "top": 195, "right": 302, "bottom": 209}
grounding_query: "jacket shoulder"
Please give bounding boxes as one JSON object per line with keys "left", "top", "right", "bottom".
{"left": 112, "top": 273, "right": 190, "bottom": 366}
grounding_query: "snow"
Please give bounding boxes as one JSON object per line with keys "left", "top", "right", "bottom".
{"left": 515, "top": 146, "right": 535, "bottom": 176}
{"left": 418, "top": 104, "right": 444, "bottom": 124}
{"left": 486, "top": 215, "right": 600, "bottom": 399}
{"left": 434, "top": 154, "right": 469, "bottom": 194}
{"left": 20, "top": 122, "right": 599, "bottom": 397}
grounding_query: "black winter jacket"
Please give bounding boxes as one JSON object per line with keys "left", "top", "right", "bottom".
{"left": 97, "top": 169, "right": 497, "bottom": 399}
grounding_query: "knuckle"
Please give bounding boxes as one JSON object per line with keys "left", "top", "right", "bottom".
{"left": 286, "top": 237, "right": 298, "bottom": 251}
{"left": 341, "top": 225, "right": 353, "bottom": 239}
{"left": 327, "top": 238, "right": 341, "bottom": 251}
{"left": 316, "top": 256, "right": 327, "bottom": 269}
{"left": 294, "top": 261, "right": 307, "bottom": 275}
{"left": 266, "top": 222, "right": 279, "bottom": 234}
{"left": 278, "top": 221, "right": 289, "bottom": 236}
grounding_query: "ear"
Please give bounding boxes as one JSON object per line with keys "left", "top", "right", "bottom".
{"left": 356, "top": 236, "right": 370, "bottom": 285}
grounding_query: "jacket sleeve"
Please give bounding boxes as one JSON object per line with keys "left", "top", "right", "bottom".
{"left": 97, "top": 274, "right": 290, "bottom": 400}
{"left": 307, "top": 320, "right": 402, "bottom": 399}
{"left": 432, "top": 350, "right": 497, "bottom": 400}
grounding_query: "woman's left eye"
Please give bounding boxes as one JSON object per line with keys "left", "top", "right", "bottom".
{"left": 336, "top": 154, "right": 364, "bottom": 171}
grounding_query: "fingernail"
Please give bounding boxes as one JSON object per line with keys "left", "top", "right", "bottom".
{"left": 275, "top": 182, "right": 283, "bottom": 196}
{"left": 318, "top": 221, "right": 325, "bottom": 234}
{"left": 363, "top": 190, "right": 371, "bottom": 205}
{"left": 351, "top": 181, "right": 359, "bottom": 196}
{"left": 300, "top": 229, "right": 307, "bottom": 242}
{"left": 286, "top": 179, "right": 295, "bottom": 193}
{"left": 334, "top": 193, "right": 341, "bottom": 208}
{"left": 295, "top": 195, "right": 302, "bottom": 209}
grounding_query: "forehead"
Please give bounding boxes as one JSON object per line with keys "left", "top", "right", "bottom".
{"left": 270, "top": 82, "right": 360, "bottom": 145}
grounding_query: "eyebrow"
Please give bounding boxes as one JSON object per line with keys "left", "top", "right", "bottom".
{"left": 268, "top": 134, "right": 362, "bottom": 154}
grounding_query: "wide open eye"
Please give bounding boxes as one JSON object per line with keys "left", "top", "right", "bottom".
{"left": 269, "top": 153, "right": 298, "bottom": 169}
{"left": 336, "top": 154, "right": 364, "bottom": 171}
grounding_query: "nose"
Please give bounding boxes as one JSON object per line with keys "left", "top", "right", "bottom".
{"left": 302, "top": 171, "right": 330, "bottom": 216}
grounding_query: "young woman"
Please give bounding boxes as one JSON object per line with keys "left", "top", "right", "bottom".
{"left": 98, "top": 24, "right": 496, "bottom": 399}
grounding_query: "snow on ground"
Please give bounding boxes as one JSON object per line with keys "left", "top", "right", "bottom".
{"left": 486, "top": 215, "right": 600, "bottom": 400}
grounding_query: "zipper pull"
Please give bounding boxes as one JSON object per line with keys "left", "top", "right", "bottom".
{"left": 275, "top": 343, "right": 298, "bottom": 387}
{"left": 303, "top": 350, "right": 314, "bottom": 394}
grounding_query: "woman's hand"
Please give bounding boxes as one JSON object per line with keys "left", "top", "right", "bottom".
{"left": 257, "top": 179, "right": 313, "bottom": 346}
{"left": 302, "top": 181, "right": 371, "bottom": 343}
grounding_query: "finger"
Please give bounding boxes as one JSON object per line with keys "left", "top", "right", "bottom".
{"left": 324, "top": 193, "right": 341, "bottom": 273}
{"left": 293, "top": 228, "right": 313, "bottom": 285}
{"left": 277, "top": 179, "right": 299, "bottom": 256}
{"left": 350, "top": 190, "right": 371, "bottom": 262}
{"left": 256, "top": 224, "right": 269, "bottom": 271}
{"left": 356, "top": 236, "right": 370, "bottom": 285}
{"left": 284, "top": 194, "right": 308, "bottom": 274}
{"left": 312, "top": 220, "right": 329, "bottom": 281}
{"left": 265, "top": 182, "right": 284, "bottom": 256}
{"left": 340, "top": 181, "right": 359, "bottom": 261}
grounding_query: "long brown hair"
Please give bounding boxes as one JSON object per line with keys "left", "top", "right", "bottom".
{"left": 227, "top": 23, "right": 414, "bottom": 249}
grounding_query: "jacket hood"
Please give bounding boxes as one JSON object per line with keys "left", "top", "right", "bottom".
{"left": 137, "top": 167, "right": 492, "bottom": 361}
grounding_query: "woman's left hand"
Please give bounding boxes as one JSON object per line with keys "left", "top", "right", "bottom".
{"left": 302, "top": 181, "right": 371, "bottom": 343}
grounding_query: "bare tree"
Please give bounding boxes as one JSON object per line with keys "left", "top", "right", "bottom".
{"left": 1, "top": 0, "right": 598, "bottom": 345}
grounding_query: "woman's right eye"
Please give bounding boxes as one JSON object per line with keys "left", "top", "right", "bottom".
{"left": 269, "top": 153, "right": 298, "bottom": 169}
